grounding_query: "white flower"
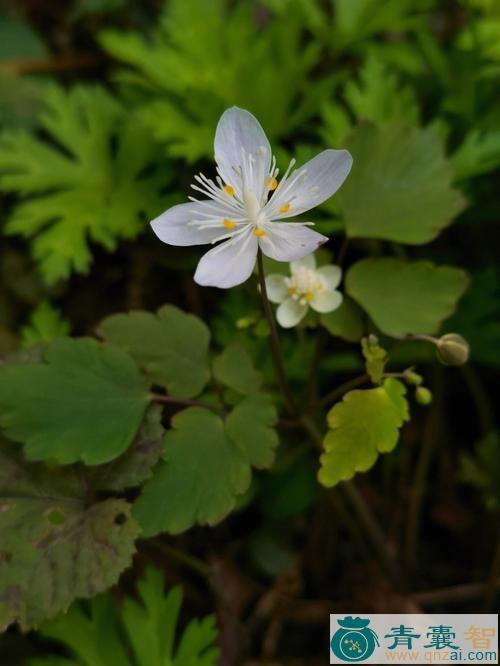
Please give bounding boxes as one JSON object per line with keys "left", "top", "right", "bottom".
{"left": 266, "top": 254, "right": 343, "bottom": 328}
{"left": 151, "top": 107, "right": 352, "bottom": 289}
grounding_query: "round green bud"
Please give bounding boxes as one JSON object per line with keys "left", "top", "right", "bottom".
{"left": 436, "top": 333, "right": 470, "bottom": 366}
{"left": 404, "top": 370, "right": 423, "bottom": 386}
{"left": 415, "top": 386, "right": 433, "bottom": 405}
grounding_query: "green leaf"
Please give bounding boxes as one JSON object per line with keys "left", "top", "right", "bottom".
{"left": 451, "top": 129, "right": 500, "bottom": 180}
{"left": 0, "top": 14, "right": 48, "bottom": 59}
{"left": 21, "top": 301, "right": 70, "bottom": 347}
{"left": 99, "top": 0, "right": 333, "bottom": 161}
{"left": 346, "top": 258, "right": 469, "bottom": 337}
{"left": 344, "top": 56, "right": 419, "bottom": 125}
{"left": 134, "top": 408, "right": 249, "bottom": 536}
{"left": 30, "top": 567, "right": 219, "bottom": 666}
{"left": 320, "top": 297, "right": 365, "bottom": 342}
{"left": 0, "top": 338, "right": 150, "bottom": 465}
{"left": 318, "top": 378, "right": 409, "bottom": 487}
{"left": 361, "top": 335, "right": 388, "bottom": 384}
{"left": 339, "top": 123, "right": 465, "bottom": 243}
{"left": 212, "top": 343, "right": 262, "bottom": 394}
{"left": 90, "top": 404, "right": 165, "bottom": 491}
{"left": 225, "top": 394, "right": 279, "bottom": 468}
{"left": 98, "top": 305, "right": 210, "bottom": 399}
{"left": 0, "top": 443, "right": 138, "bottom": 631}
{"left": 0, "top": 85, "right": 166, "bottom": 283}
{"left": 135, "top": 399, "right": 278, "bottom": 536}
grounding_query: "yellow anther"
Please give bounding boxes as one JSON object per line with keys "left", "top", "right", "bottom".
{"left": 224, "top": 185, "right": 234, "bottom": 196}
{"left": 279, "top": 203, "right": 291, "bottom": 214}
{"left": 253, "top": 229, "right": 266, "bottom": 237}
{"left": 288, "top": 287, "right": 296, "bottom": 296}
{"left": 223, "top": 219, "right": 236, "bottom": 229}
{"left": 265, "top": 177, "right": 278, "bottom": 191}
{"left": 304, "top": 292, "right": 315, "bottom": 302}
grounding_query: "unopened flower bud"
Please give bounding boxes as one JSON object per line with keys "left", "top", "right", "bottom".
{"left": 436, "top": 333, "right": 469, "bottom": 366}
{"left": 404, "top": 370, "right": 423, "bottom": 386}
{"left": 415, "top": 386, "right": 433, "bottom": 405}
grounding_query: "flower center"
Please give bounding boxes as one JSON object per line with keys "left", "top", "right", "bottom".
{"left": 243, "top": 189, "right": 268, "bottom": 236}
{"left": 286, "top": 267, "right": 324, "bottom": 305}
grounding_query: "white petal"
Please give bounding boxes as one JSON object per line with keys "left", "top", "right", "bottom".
{"left": 276, "top": 298, "right": 308, "bottom": 328}
{"left": 316, "top": 264, "right": 342, "bottom": 288}
{"left": 214, "top": 107, "right": 272, "bottom": 198}
{"left": 266, "top": 149, "right": 352, "bottom": 219}
{"left": 151, "top": 201, "right": 237, "bottom": 246}
{"left": 265, "top": 274, "right": 288, "bottom": 303}
{"left": 290, "top": 253, "right": 316, "bottom": 273}
{"left": 259, "top": 223, "right": 328, "bottom": 262}
{"left": 194, "top": 229, "right": 258, "bottom": 289}
{"left": 310, "top": 289, "right": 343, "bottom": 314}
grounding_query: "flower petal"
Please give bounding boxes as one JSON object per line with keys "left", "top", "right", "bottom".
{"left": 310, "top": 289, "right": 343, "bottom": 314}
{"left": 214, "top": 107, "right": 272, "bottom": 198}
{"left": 151, "top": 201, "right": 240, "bottom": 246}
{"left": 266, "top": 149, "right": 352, "bottom": 219}
{"left": 276, "top": 298, "right": 308, "bottom": 328}
{"left": 259, "top": 223, "right": 328, "bottom": 262}
{"left": 265, "top": 274, "right": 288, "bottom": 303}
{"left": 290, "top": 253, "right": 316, "bottom": 273}
{"left": 316, "top": 264, "right": 342, "bottom": 288}
{"left": 194, "top": 229, "right": 258, "bottom": 288}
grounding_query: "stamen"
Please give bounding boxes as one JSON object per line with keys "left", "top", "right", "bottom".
{"left": 224, "top": 185, "right": 235, "bottom": 196}
{"left": 264, "top": 177, "right": 278, "bottom": 190}
{"left": 279, "top": 203, "right": 291, "bottom": 214}
{"left": 223, "top": 219, "right": 236, "bottom": 229}
{"left": 304, "top": 292, "right": 315, "bottom": 302}
{"left": 253, "top": 229, "right": 266, "bottom": 237}
{"left": 288, "top": 287, "right": 296, "bottom": 296}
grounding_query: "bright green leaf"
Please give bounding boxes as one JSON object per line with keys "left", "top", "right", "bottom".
{"left": 339, "top": 123, "right": 465, "bottom": 243}
{"left": 361, "top": 335, "right": 388, "bottom": 383}
{"left": 0, "top": 338, "right": 150, "bottom": 465}
{"left": 344, "top": 56, "right": 419, "bottom": 125}
{"left": 21, "top": 301, "right": 70, "bottom": 347}
{"left": 451, "top": 129, "right": 500, "bottom": 180}
{"left": 318, "top": 378, "right": 409, "bottom": 487}
{"left": 320, "top": 297, "right": 365, "bottom": 342}
{"left": 0, "top": 443, "right": 138, "bottom": 631}
{"left": 346, "top": 258, "right": 469, "bottom": 337}
{"left": 0, "top": 85, "right": 167, "bottom": 283}
{"left": 98, "top": 305, "right": 210, "bottom": 399}
{"left": 30, "top": 567, "right": 219, "bottom": 666}
{"left": 212, "top": 343, "right": 262, "bottom": 394}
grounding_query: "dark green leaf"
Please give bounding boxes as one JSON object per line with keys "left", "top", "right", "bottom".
{"left": 346, "top": 258, "right": 469, "bottom": 337}
{"left": 339, "top": 123, "right": 464, "bottom": 244}
{"left": 0, "top": 338, "right": 150, "bottom": 465}
{"left": 98, "top": 305, "right": 210, "bottom": 399}
{"left": 0, "top": 443, "right": 138, "bottom": 630}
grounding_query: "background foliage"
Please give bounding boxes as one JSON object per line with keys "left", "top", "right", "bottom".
{"left": 0, "top": 0, "right": 499, "bottom": 664}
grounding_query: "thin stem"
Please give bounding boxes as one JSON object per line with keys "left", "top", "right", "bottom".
{"left": 317, "top": 374, "right": 370, "bottom": 408}
{"left": 300, "top": 414, "right": 405, "bottom": 590}
{"left": 256, "top": 249, "right": 298, "bottom": 415}
{"left": 404, "top": 367, "right": 443, "bottom": 570}
{"left": 257, "top": 254, "right": 404, "bottom": 590}
{"left": 151, "top": 393, "right": 220, "bottom": 413}
{"left": 336, "top": 236, "right": 350, "bottom": 266}
{"left": 149, "top": 539, "right": 210, "bottom": 578}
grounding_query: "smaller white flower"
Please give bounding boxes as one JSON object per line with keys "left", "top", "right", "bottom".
{"left": 266, "top": 254, "right": 343, "bottom": 328}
